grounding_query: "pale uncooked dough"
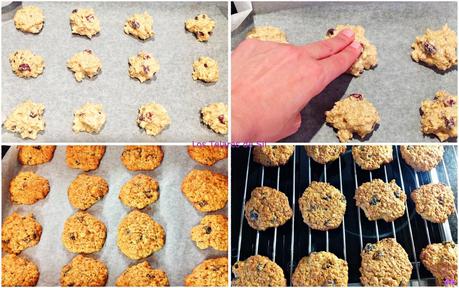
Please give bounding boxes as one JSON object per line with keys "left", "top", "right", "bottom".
{"left": 137, "top": 102, "right": 171, "bottom": 136}
{"left": 124, "top": 11, "right": 154, "bottom": 40}
{"left": 128, "top": 51, "right": 160, "bottom": 83}
{"left": 67, "top": 49, "right": 102, "bottom": 82}
{"left": 14, "top": 6, "right": 44, "bottom": 34}
{"left": 420, "top": 90, "right": 457, "bottom": 142}
{"left": 201, "top": 102, "right": 228, "bottom": 134}
{"left": 9, "top": 50, "right": 44, "bottom": 78}
{"left": 70, "top": 8, "right": 100, "bottom": 38}
{"left": 73, "top": 103, "right": 106, "bottom": 134}
{"left": 246, "top": 26, "right": 288, "bottom": 43}
{"left": 185, "top": 14, "right": 215, "bottom": 42}
{"left": 3, "top": 100, "right": 45, "bottom": 139}
{"left": 192, "top": 56, "right": 219, "bottom": 83}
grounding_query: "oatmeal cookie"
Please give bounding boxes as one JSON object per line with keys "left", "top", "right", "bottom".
{"left": 18, "top": 145, "right": 56, "bottom": 165}
{"left": 121, "top": 145, "right": 163, "bottom": 171}
{"left": 185, "top": 14, "right": 215, "bottom": 42}
{"left": 9, "top": 171, "right": 50, "bottom": 205}
{"left": 136, "top": 102, "right": 171, "bottom": 136}
{"left": 66, "top": 145, "right": 106, "bottom": 171}
{"left": 124, "top": 11, "right": 154, "bottom": 40}
{"left": 67, "top": 174, "right": 109, "bottom": 210}
{"left": 253, "top": 145, "right": 295, "bottom": 167}
{"left": 191, "top": 214, "right": 228, "bottom": 251}
{"left": 246, "top": 26, "right": 288, "bottom": 43}
{"left": 185, "top": 257, "right": 228, "bottom": 287}
{"left": 420, "top": 90, "right": 457, "bottom": 142}
{"left": 9, "top": 50, "right": 44, "bottom": 78}
{"left": 188, "top": 146, "right": 228, "bottom": 166}
{"left": 2, "top": 254, "right": 39, "bottom": 287}
{"left": 119, "top": 174, "right": 159, "bottom": 209}
{"left": 69, "top": 8, "right": 100, "bottom": 38}
{"left": 72, "top": 102, "right": 106, "bottom": 134}
{"left": 232, "top": 255, "right": 286, "bottom": 286}
{"left": 192, "top": 57, "right": 219, "bottom": 83}
{"left": 3, "top": 100, "right": 45, "bottom": 140}
{"left": 352, "top": 145, "right": 393, "bottom": 170}
{"left": 62, "top": 211, "right": 106, "bottom": 254}
{"left": 305, "top": 145, "right": 346, "bottom": 164}
{"left": 60, "top": 255, "right": 108, "bottom": 287}
{"left": 400, "top": 145, "right": 444, "bottom": 171}
{"left": 128, "top": 51, "right": 160, "bottom": 82}
{"left": 201, "top": 102, "right": 228, "bottom": 134}
{"left": 14, "top": 6, "right": 44, "bottom": 34}
{"left": 67, "top": 50, "right": 102, "bottom": 82}
{"left": 411, "top": 183, "right": 455, "bottom": 223}
{"left": 420, "top": 242, "right": 458, "bottom": 286}
{"left": 2, "top": 212, "right": 42, "bottom": 254}
{"left": 115, "top": 261, "right": 169, "bottom": 287}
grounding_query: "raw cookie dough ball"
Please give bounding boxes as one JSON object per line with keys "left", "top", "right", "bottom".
{"left": 411, "top": 183, "right": 455, "bottom": 223}
{"left": 115, "top": 261, "right": 169, "bottom": 287}
{"left": 246, "top": 26, "right": 288, "bottom": 43}
{"left": 3, "top": 100, "right": 46, "bottom": 140}
{"left": 253, "top": 145, "right": 295, "bottom": 167}
{"left": 124, "top": 11, "right": 154, "bottom": 40}
{"left": 192, "top": 56, "right": 219, "bottom": 83}
{"left": 65, "top": 145, "right": 106, "bottom": 171}
{"left": 191, "top": 214, "right": 228, "bottom": 251}
{"left": 62, "top": 211, "right": 107, "bottom": 254}
{"left": 120, "top": 145, "right": 164, "bottom": 171}
{"left": 185, "top": 14, "right": 215, "bottom": 42}
{"left": 14, "top": 6, "right": 44, "bottom": 34}
{"left": 69, "top": 8, "right": 100, "bottom": 38}
{"left": 420, "top": 90, "right": 457, "bottom": 142}
{"left": 136, "top": 102, "right": 171, "bottom": 136}
{"left": 2, "top": 254, "right": 40, "bottom": 287}
{"left": 128, "top": 51, "right": 160, "bottom": 82}
{"left": 18, "top": 145, "right": 56, "bottom": 165}
{"left": 400, "top": 145, "right": 444, "bottom": 171}
{"left": 187, "top": 145, "right": 228, "bottom": 166}
{"left": 67, "top": 49, "right": 101, "bottom": 82}
{"left": 305, "top": 145, "right": 347, "bottom": 164}
{"left": 2, "top": 212, "right": 42, "bottom": 254}
{"left": 60, "top": 255, "right": 108, "bottom": 287}
{"left": 9, "top": 50, "right": 44, "bottom": 78}
{"left": 352, "top": 145, "right": 393, "bottom": 170}
{"left": 119, "top": 174, "right": 159, "bottom": 209}
{"left": 360, "top": 238, "right": 413, "bottom": 286}
{"left": 185, "top": 257, "right": 228, "bottom": 287}
{"left": 200, "top": 102, "right": 228, "bottom": 134}
{"left": 325, "top": 93, "right": 380, "bottom": 142}
{"left": 72, "top": 102, "right": 106, "bottom": 134}
{"left": 67, "top": 174, "right": 109, "bottom": 210}
{"left": 420, "top": 242, "right": 458, "bottom": 286}
{"left": 9, "top": 171, "right": 50, "bottom": 205}
{"left": 411, "top": 24, "right": 457, "bottom": 71}
{"left": 232, "top": 255, "right": 286, "bottom": 286}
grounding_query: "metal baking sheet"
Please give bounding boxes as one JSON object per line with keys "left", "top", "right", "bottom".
{"left": 231, "top": 1, "right": 458, "bottom": 143}
{"left": 1, "top": 145, "right": 228, "bottom": 286}
{"left": 2, "top": 1, "right": 228, "bottom": 143}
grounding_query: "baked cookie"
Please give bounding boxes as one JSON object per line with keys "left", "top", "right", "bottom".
{"left": 136, "top": 102, "right": 171, "bottom": 136}
{"left": 201, "top": 102, "right": 228, "bottom": 134}
{"left": 232, "top": 255, "right": 286, "bottom": 286}
{"left": 3, "top": 100, "right": 45, "bottom": 140}
{"left": 60, "top": 255, "right": 108, "bottom": 287}
{"left": 188, "top": 146, "right": 228, "bottom": 166}
{"left": 352, "top": 145, "right": 393, "bottom": 170}
{"left": 326, "top": 25, "right": 377, "bottom": 76}
{"left": 291, "top": 251, "right": 348, "bottom": 286}
{"left": 420, "top": 90, "right": 457, "bottom": 142}
{"left": 244, "top": 186, "right": 292, "bottom": 231}
{"left": 325, "top": 93, "right": 380, "bottom": 142}
{"left": 305, "top": 145, "right": 346, "bottom": 164}
{"left": 253, "top": 145, "right": 295, "bottom": 167}
{"left": 14, "top": 6, "right": 44, "bottom": 34}
{"left": 18, "top": 145, "right": 56, "bottom": 165}
{"left": 192, "top": 56, "right": 219, "bottom": 83}
{"left": 117, "top": 210, "right": 165, "bottom": 260}
{"left": 9, "top": 171, "right": 50, "bottom": 205}
{"left": 120, "top": 146, "right": 164, "bottom": 171}
{"left": 67, "top": 174, "right": 109, "bottom": 210}
{"left": 9, "top": 50, "right": 44, "bottom": 78}
{"left": 181, "top": 169, "right": 228, "bottom": 212}
{"left": 2, "top": 254, "right": 39, "bottom": 287}
{"left": 185, "top": 257, "right": 228, "bottom": 287}
{"left": 2, "top": 212, "right": 42, "bottom": 254}
{"left": 411, "top": 183, "right": 455, "bottom": 223}
{"left": 411, "top": 25, "right": 457, "bottom": 71}
{"left": 66, "top": 145, "right": 106, "bottom": 171}
{"left": 115, "top": 261, "right": 169, "bottom": 287}
{"left": 355, "top": 179, "right": 406, "bottom": 222}
{"left": 420, "top": 242, "right": 458, "bottom": 286}
{"left": 124, "top": 11, "right": 154, "bottom": 40}
{"left": 246, "top": 26, "right": 288, "bottom": 43}
{"left": 299, "top": 181, "right": 346, "bottom": 230}
{"left": 119, "top": 174, "right": 159, "bottom": 209}
{"left": 69, "top": 8, "right": 100, "bottom": 38}
{"left": 67, "top": 50, "right": 101, "bottom": 82}
{"left": 191, "top": 214, "right": 228, "bottom": 251}
{"left": 400, "top": 145, "right": 444, "bottom": 171}
{"left": 128, "top": 51, "right": 160, "bottom": 82}
{"left": 62, "top": 211, "right": 106, "bottom": 254}
{"left": 185, "top": 14, "right": 215, "bottom": 42}
{"left": 72, "top": 102, "right": 106, "bottom": 134}
{"left": 360, "top": 238, "right": 413, "bottom": 286}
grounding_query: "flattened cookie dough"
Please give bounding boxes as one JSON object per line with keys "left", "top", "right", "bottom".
{"left": 9, "top": 171, "right": 50, "bottom": 205}
{"left": 119, "top": 174, "right": 159, "bottom": 209}
{"left": 181, "top": 169, "right": 228, "bottom": 212}
{"left": 400, "top": 145, "right": 443, "bottom": 171}
{"left": 14, "top": 6, "right": 44, "bottom": 34}
{"left": 2, "top": 212, "right": 42, "bottom": 254}
{"left": 420, "top": 90, "right": 457, "bottom": 142}
{"left": 411, "top": 183, "right": 455, "bottom": 223}
{"left": 60, "top": 255, "right": 108, "bottom": 287}
{"left": 185, "top": 257, "right": 228, "bottom": 287}
{"left": 187, "top": 145, "right": 228, "bottom": 166}
{"left": 115, "top": 261, "right": 169, "bottom": 287}
{"left": 185, "top": 14, "right": 215, "bottom": 42}
{"left": 291, "top": 251, "right": 348, "bottom": 287}
{"left": 232, "top": 255, "right": 286, "bottom": 286}
{"left": 18, "top": 145, "right": 56, "bottom": 165}
{"left": 69, "top": 8, "right": 100, "bottom": 38}
{"left": 3, "top": 100, "right": 45, "bottom": 140}
{"left": 124, "top": 11, "right": 154, "bottom": 40}
{"left": 420, "top": 242, "right": 458, "bottom": 286}
{"left": 62, "top": 211, "right": 106, "bottom": 254}
{"left": 192, "top": 56, "right": 219, "bottom": 83}
{"left": 411, "top": 25, "right": 457, "bottom": 71}
{"left": 137, "top": 102, "right": 170, "bottom": 136}
{"left": 305, "top": 145, "right": 346, "bottom": 164}
{"left": 244, "top": 186, "right": 292, "bottom": 231}
{"left": 2, "top": 254, "right": 39, "bottom": 287}
{"left": 117, "top": 210, "right": 165, "bottom": 260}
{"left": 128, "top": 51, "right": 160, "bottom": 82}
{"left": 253, "top": 145, "right": 295, "bottom": 167}
{"left": 121, "top": 145, "right": 163, "bottom": 171}
{"left": 352, "top": 145, "right": 393, "bottom": 170}
{"left": 73, "top": 103, "right": 106, "bottom": 134}
{"left": 201, "top": 102, "right": 228, "bottom": 134}
{"left": 191, "top": 214, "right": 228, "bottom": 251}
{"left": 67, "top": 174, "right": 109, "bottom": 210}
{"left": 67, "top": 50, "right": 101, "bottom": 82}
{"left": 325, "top": 93, "right": 380, "bottom": 142}
{"left": 246, "top": 26, "right": 288, "bottom": 43}
{"left": 9, "top": 50, "right": 44, "bottom": 78}
{"left": 360, "top": 238, "right": 413, "bottom": 286}
{"left": 66, "top": 145, "right": 106, "bottom": 171}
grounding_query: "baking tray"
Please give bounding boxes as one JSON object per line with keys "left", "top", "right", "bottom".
{"left": 231, "top": 2, "right": 458, "bottom": 143}
{"left": 2, "top": 1, "right": 228, "bottom": 143}
{"left": 1, "top": 145, "right": 228, "bottom": 286}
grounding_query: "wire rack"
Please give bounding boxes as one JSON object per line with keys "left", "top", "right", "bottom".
{"left": 231, "top": 145, "right": 458, "bottom": 286}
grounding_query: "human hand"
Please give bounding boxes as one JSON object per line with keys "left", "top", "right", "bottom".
{"left": 232, "top": 29, "right": 363, "bottom": 142}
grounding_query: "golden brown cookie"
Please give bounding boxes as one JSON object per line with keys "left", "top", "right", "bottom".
{"left": 2, "top": 212, "right": 42, "bottom": 254}
{"left": 400, "top": 145, "right": 444, "bottom": 171}
{"left": 191, "top": 214, "right": 228, "bottom": 251}
{"left": 187, "top": 146, "right": 228, "bottom": 166}
{"left": 305, "top": 145, "right": 346, "bottom": 164}
{"left": 181, "top": 169, "right": 228, "bottom": 212}
{"left": 184, "top": 257, "right": 228, "bottom": 287}
{"left": 2, "top": 254, "right": 39, "bottom": 287}
{"left": 420, "top": 242, "right": 458, "bottom": 286}
{"left": 119, "top": 174, "right": 159, "bottom": 209}
{"left": 66, "top": 145, "right": 106, "bottom": 171}
{"left": 352, "top": 145, "right": 393, "bottom": 170}
{"left": 62, "top": 211, "right": 106, "bottom": 254}
{"left": 411, "top": 183, "right": 455, "bottom": 223}
{"left": 420, "top": 90, "right": 457, "bottom": 142}
{"left": 232, "top": 255, "right": 286, "bottom": 286}
{"left": 9, "top": 171, "right": 50, "bottom": 205}
{"left": 18, "top": 145, "right": 56, "bottom": 165}
{"left": 115, "top": 261, "right": 169, "bottom": 287}
{"left": 67, "top": 174, "right": 109, "bottom": 210}
{"left": 60, "top": 255, "right": 108, "bottom": 287}
{"left": 121, "top": 146, "right": 164, "bottom": 171}
{"left": 253, "top": 145, "right": 294, "bottom": 167}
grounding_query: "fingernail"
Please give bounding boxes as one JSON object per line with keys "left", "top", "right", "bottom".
{"left": 342, "top": 28, "right": 354, "bottom": 38}
{"left": 351, "top": 41, "right": 363, "bottom": 51}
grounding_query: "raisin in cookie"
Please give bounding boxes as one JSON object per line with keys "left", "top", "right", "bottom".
{"left": 360, "top": 238, "right": 413, "bottom": 286}
{"left": 291, "top": 251, "right": 348, "bottom": 286}
{"left": 66, "top": 145, "right": 106, "bottom": 171}
{"left": 253, "top": 145, "right": 294, "bottom": 167}
{"left": 400, "top": 145, "right": 444, "bottom": 171}
{"left": 3, "top": 100, "right": 45, "bottom": 140}
{"left": 60, "top": 255, "right": 108, "bottom": 287}
{"left": 9, "top": 50, "right": 44, "bottom": 78}
{"left": 67, "top": 174, "right": 109, "bottom": 210}
{"left": 420, "top": 242, "right": 458, "bottom": 286}
{"left": 69, "top": 8, "right": 100, "bottom": 38}
{"left": 72, "top": 102, "right": 106, "bottom": 134}
{"left": 128, "top": 51, "right": 160, "bottom": 82}
{"left": 299, "top": 181, "right": 346, "bottom": 231}
{"left": 14, "top": 6, "right": 44, "bottom": 34}
{"left": 2, "top": 212, "right": 42, "bottom": 254}
{"left": 185, "top": 14, "right": 215, "bottom": 42}
{"left": 9, "top": 171, "right": 50, "bottom": 205}
{"left": 136, "top": 102, "right": 171, "bottom": 136}
{"left": 246, "top": 26, "right": 288, "bottom": 43}
{"left": 188, "top": 145, "right": 228, "bottom": 166}
{"left": 355, "top": 179, "right": 406, "bottom": 222}
{"left": 201, "top": 102, "right": 228, "bottom": 134}
{"left": 420, "top": 90, "right": 457, "bottom": 142}
{"left": 115, "top": 261, "right": 169, "bottom": 287}
{"left": 232, "top": 255, "right": 286, "bottom": 286}
{"left": 181, "top": 169, "right": 228, "bottom": 212}
{"left": 305, "top": 145, "right": 346, "bottom": 164}
{"left": 121, "top": 145, "right": 164, "bottom": 171}
{"left": 124, "top": 11, "right": 154, "bottom": 40}
{"left": 119, "top": 174, "right": 159, "bottom": 209}
{"left": 62, "top": 211, "right": 106, "bottom": 254}
{"left": 192, "top": 57, "right": 219, "bottom": 83}
{"left": 411, "top": 183, "right": 455, "bottom": 223}
{"left": 185, "top": 257, "right": 228, "bottom": 287}
{"left": 191, "top": 214, "right": 228, "bottom": 251}
{"left": 2, "top": 254, "right": 39, "bottom": 287}
{"left": 352, "top": 145, "right": 393, "bottom": 170}
{"left": 18, "top": 145, "right": 56, "bottom": 165}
